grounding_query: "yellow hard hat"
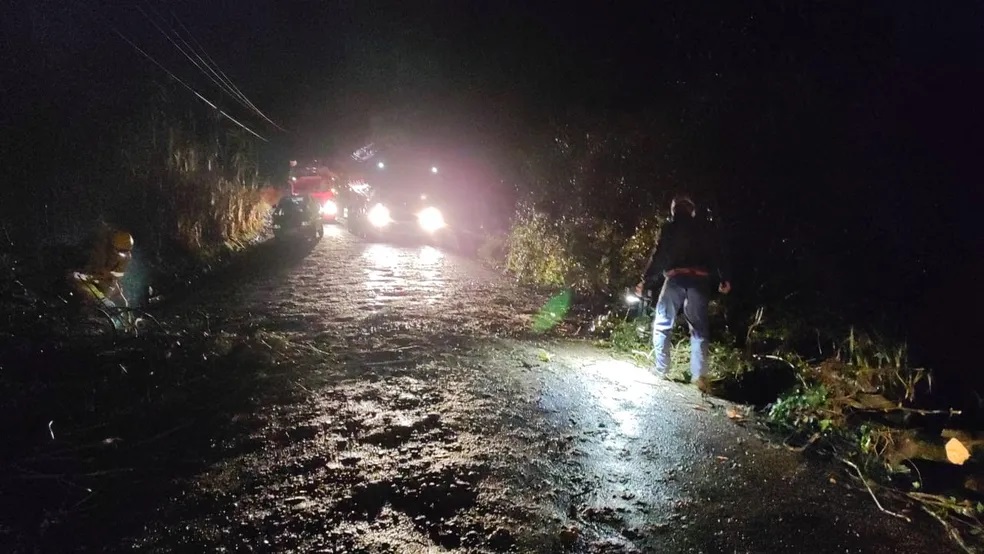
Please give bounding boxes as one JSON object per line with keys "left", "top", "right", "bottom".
{"left": 111, "top": 230, "right": 134, "bottom": 252}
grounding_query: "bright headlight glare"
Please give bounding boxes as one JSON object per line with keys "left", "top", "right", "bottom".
{"left": 368, "top": 203, "right": 391, "bottom": 227}
{"left": 320, "top": 200, "right": 338, "bottom": 215}
{"left": 417, "top": 206, "right": 446, "bottom": 232}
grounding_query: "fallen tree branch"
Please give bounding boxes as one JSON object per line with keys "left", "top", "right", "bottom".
{"left": 920, "top": 505, "right": 975, "bottom": 554}
{"left": 840, "top": 458, "right": 912, "bottom": 523}
{"left": 846, "top": 403, "right": 962, "bottom": 417}
{"left": 896, "top": 407, "right": 962, "bottom": 416}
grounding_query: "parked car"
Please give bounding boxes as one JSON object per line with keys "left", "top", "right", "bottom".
{"left": 272, "top": 195, "right": 324, "bottom": 241}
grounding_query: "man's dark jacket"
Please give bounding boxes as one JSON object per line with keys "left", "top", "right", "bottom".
{"left": 641, "top": 216, "right": 730, "bottom": 290}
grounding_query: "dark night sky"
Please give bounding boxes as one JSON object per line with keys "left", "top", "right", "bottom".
{"left": 6, "top": 1, "right": 983, "bottom": 164}
{"left": 2, "top": 1, "right": 982, "bottom": 370}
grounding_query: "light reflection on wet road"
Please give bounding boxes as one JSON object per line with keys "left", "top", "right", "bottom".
{"left": 128, "top": 226, "right": 953, "bottom": 553}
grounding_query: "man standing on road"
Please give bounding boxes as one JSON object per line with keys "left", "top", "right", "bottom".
{"left": 635, "top": 195, "right": 731, "bottom": 392}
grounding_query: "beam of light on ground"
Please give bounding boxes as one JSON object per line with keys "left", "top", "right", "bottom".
{"left": 580, "top": 360, "right": 660, "bottom": 437}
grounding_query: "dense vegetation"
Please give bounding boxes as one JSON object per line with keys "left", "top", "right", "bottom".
{"left": 492, "top": 113, "right": 984, "bottom": 551}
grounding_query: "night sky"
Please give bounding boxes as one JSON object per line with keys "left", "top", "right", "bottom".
{"left": 2, "top": 1, "right": 982, "bottom": 372}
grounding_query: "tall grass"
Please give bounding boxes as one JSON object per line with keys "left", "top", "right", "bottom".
{"left": 118, "top": 92, "right": 274, "bottom": 259}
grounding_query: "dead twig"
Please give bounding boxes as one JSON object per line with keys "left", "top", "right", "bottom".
{"left": 904, "top": 459, "right": 925, "bottom": 489}
{"left": 782, "top": 432, "right": 821, "bottom": 452}
{"left": 363, "top": 359, "right": 406, "bottom": 367}
{"left": 294, "top": 380, "right": 315, "bottom": 395}
{"left": 920, "top": 505, "right": 975, "bottom": 554}
{"left": 892, "top": 406, "right": 961, "bottom": 417}
{"left": 844, "top": 403, "right": 962, "bottom": 417}
{"left": 840, "top": 458, "right": 911, "bottom": 523}
{"left": 300, "top": 343, "right": 332, "bottom": 357}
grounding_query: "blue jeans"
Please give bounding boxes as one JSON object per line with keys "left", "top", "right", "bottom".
{"left": 652, "top": 275, "right": 710, "bottom": 380}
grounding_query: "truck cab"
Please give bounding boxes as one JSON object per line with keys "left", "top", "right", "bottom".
{"left": 289, "top": 160, "right": 339, "bottom": 222}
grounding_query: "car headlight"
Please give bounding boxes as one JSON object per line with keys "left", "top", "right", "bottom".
{"left": 320, "top": 200, "right": 338, "bottom": 215}
{"left": 417, "top": 206, "right": 445, "bottom": 232}
{"left": 368, "top": 203, "right": 391, "bottom": 227}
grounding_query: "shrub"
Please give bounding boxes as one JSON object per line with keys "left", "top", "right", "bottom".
{"left": 505, "top": 204, "right": 663, "bottom": 294}
{"left": 618, "top": 216, "right": 664, "bottom": 285}
{"left": 505, "top": 205, "right": 570, "bottom": 287}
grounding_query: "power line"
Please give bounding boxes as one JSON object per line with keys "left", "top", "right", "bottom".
{"left": 137, "top": 6, "right": 262, "bottom": 124}
{"left": 110, "top": 26, "right": 267, "bottom": 142}
{"left": 162, "top": 5, "right": 289, "bottom": 133}
{"left": 137, "top": 6, "right": 234, "bottom": 99}
{"left": 141, "top": 2, "right": 288, "bottom": 134}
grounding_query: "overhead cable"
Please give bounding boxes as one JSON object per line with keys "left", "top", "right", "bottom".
{"left": 162, "top": 4, "right": 289, "bottom": 133}
{"left": 110, "top": 27, "right": 268, "bottom": 142}
{"left": 141, "top": 2, "right": 288, "bottom": 133}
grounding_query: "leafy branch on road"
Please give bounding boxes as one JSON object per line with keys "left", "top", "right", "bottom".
{"left": 764, "top": 333, "right": 983, "bottom": 552}
{"left": 502, "top": 201, "right": 983, "bottom": 551}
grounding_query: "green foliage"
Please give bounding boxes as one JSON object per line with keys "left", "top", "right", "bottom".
{"left": 505, "top": 204, "right": 663, "bottom": 293}
{"left": 769, "top": 384, "right": 831, "bottom": 432}
{"left": 843, "top": 327, "right": 909, "bottom": 371}
{"left": 618, "top": 217, "right": 664, "bottom": 283}
{"left": 766, "top": 330, "right": 934, "bottom": 461}
{"left": 707, "top": 342, "right": 755, "bottom": 379}
{"left": 609, "top": 316, "right": 651, "bottom": 354}
{"left": 857, "top": 423, "right": 886, "bottom": 457}
{"left": 505, "top": 206, "right": 570, "bottom": 287}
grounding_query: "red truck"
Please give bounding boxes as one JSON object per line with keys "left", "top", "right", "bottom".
{"left": 289, "top": 159, "right": 339, "bottom": 222}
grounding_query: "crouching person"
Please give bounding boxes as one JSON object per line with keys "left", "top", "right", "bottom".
{"left": 69, "top": 224, "right": 134, "bottom": 310}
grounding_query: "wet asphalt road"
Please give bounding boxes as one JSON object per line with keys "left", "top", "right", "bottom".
{"left": 4, "top": 225, "right": 953, "bottom": 553}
